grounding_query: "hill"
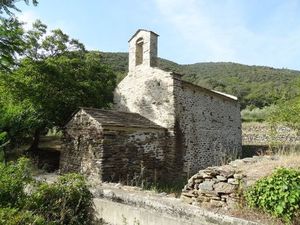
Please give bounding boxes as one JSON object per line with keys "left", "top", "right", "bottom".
{"left": 97, "top": 52, "right": 300, "bottom": 109}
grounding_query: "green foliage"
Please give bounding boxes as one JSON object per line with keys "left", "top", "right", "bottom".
{"left": 0, "top": 20, "right": 116, "bottom": 150}
{"left": 0, "top": 157, "right": 32, "bottom": 208}
{"left": 269, "top": 96, "right": 300, "bottom": 130}
{"left": 98, "top": 53, "right": 300, "bottom": 110}
{"left": 0, "top": 87, "right": 39, "bottom": 147}
{"left": 0, "top": 159, "right": 94, "bottom": 224}
{"left": 1, "top": 0, "right": 38, "bottom": 71}
{"left": 0, "top": 0, "right": 38, "bottom": 17}
{"left": 0, "top": 132, "right": 8, "bottom": 162}
{"left": 23, "top": 20, "right": 85, "bottom": 61}
{"left": 9, "top": 52, "right": 116, "bottom": 128}
{"left": 245, "top": 168, "right": 300, "bottom": 223}
{"left": 0, "top": 150, "right": 4, "bottom": 163}
{"left": 0, "top": 208, "right": 47, "bottom": 225}
{"left": 180, "top": 63, "right": 300, "bottom": 110}
{"left": 26, "top": 173, "right": 94, "bottom": 225}
{"left": 241, "top": 105, "right": 275, "bottom": 122}
{"left": 0, "top": 18, "right": 26, "bottom": 71}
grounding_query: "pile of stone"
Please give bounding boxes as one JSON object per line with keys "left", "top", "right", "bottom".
{"left": 181, "top": 155, "right": 281, "bottom": 208}
{"left": 181, "top": 165, "right": 245, "bottom": 208}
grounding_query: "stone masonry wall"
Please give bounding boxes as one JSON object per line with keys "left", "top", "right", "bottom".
{"left": 116, "top": 29, "right": 242, "bottom": 179}
{"left": 60, "top": 110, "right": 104, "bottom": 180}
{"left": 114, "top": 68, "right": 242, "bottom": 177}
{"left": 175, "top": 81, "right": 242, "bottom": 176}
{"left": 114, "top": 67, "right": 180, "bottom": 177}
{"left": 128, "top": 30, "right": 158, "bottom": 72}
{"left": 101, "top": 126, "right": 169, "bottom": 184}
{"left": 114, "top": 66, "right": 176, "bottom": 130}
{"left": 61, "top": 109, "right": 170, "bottom": 184}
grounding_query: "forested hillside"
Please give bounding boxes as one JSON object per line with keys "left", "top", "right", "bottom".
{"left": 98, "top": 52, "right": 300, "bottom": 109}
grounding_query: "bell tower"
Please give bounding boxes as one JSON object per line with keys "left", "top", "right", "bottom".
{"left": 128, "top": 29, "right": 159, "bottom": 72}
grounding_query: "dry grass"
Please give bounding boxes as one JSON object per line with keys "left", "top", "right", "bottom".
{"left": 239, "top": 149, "right": 300, "bottom": 186}
{"left": 229, "top": 208, "right": 285, "bottom": 225}
{"left": 215, "top": 148, "right": 300, "bottom": 224}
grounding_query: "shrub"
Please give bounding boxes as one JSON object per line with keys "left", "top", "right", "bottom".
{"left": 241, "top": 105, "right": 275, "bottom": 122}
{"left": 0, "top": 208, "right": 48, "bottom": 225}
{"left": 0, "top": 159, "right": 94, "bottom": 224}
{"left": 26, "top": 173, "right": 94, "bottom": 225}
{"left": 245, "top": 168, "right": 300, "bottom": 224}
{"left": 0, "top": 157, "right": 32, "bottom": 208}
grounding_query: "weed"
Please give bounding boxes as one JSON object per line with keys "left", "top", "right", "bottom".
{"left": 245, "top": 168, "right": 300, "bottom": 224}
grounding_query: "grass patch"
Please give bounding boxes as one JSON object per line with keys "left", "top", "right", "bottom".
{"left": 145, "top": 179, "right": 186, "bottom": 197}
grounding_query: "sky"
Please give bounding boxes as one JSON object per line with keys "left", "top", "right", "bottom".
{"left": 16, "top": 0, "right": 300, "bottom": 70}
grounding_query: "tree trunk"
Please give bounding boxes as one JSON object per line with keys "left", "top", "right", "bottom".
{"left": 0, "top": 141, "right": 10, "bottom": 163}
{"left": 28, "top": 128, "right": 41, "bottom": 153}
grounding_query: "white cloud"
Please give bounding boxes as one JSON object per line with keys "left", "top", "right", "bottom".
{"left": 155, "top": 0, "right": 244, "bottom": 61}
{"left": 17, "top": 10, "right": 73, "bottom": 34}
{"left": 155, "top": 0, "right": 300, "bottom": 69}
{"left": 17, "top": 10, "right": 39, "bottom": 30}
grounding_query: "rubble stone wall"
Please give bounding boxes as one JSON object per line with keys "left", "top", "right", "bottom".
{"left": 60, "top": 110, "right": 104, "bottom": 179}
{"left": 243, "top": 122, "right": 300, "bottom": 145}
{"left": 181, "top": 156, "right": 277, "bottom": 208}
{"left": 114, "top": 66, "right": 176, "bottom": 130}
{"left": 114, "top": 28, "right": 242, "bottom": 179}
{"left": 175, "top": 81, "right": 242, "bottom": 176}
{"left": 60, "top": 110, "right": 169, "bottom": 184}
{"left": 101, "top": 126, "right": 169, "bottom": 184}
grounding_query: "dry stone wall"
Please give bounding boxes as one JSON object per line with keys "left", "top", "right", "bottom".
{"left": 181, "top": 156, "right": 278, "bottom": 208}
{"left": 243, "top": 122, "right": 300, "bottom": 145}
{"left": 181, "top": 165, "right": 242, "bottom": 208}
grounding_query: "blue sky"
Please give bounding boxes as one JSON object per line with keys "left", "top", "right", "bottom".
{"left": 17, "top": 0, "right": 300, "bottom": 70}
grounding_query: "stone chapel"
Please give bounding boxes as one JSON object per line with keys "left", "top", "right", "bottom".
{"left": 60, "top": 29, "right": 242, "bottom": 183}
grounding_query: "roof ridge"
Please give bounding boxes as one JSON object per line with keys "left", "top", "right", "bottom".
{"left": 80, "top": 107, "right": 143, "bottom": 116}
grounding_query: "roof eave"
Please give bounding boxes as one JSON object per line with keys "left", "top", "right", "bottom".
{"left": 128, "top": 29, "right": 159, "bottom": 42}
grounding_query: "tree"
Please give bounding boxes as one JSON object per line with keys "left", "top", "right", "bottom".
{"left": 0, "top": 17, "right": 26, "bottom": 71}
{"left": 0, "top": 21, "right": 116, "bottom": 153}
{"left": 269, "top": 96, "right": 300, "bottom": 130}
{"left": 0, "top": 0, "right": 38, "bottom": 17}
{"left": 0, "top": 0, "right": 38, "bottom": 72}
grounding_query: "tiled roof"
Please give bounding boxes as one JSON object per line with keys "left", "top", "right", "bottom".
{"left": 81, "top": 107, "right": 164, "bottom": 129}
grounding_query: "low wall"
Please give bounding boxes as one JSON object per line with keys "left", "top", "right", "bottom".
{"left": 181, "top": 156, "right": 281, "bottom": 209}
{"left": 181, "top": 166, "right": 242, "bottom": 209}
{"left": 92, "top": 184, "right": 260, "bottom": 225}
{"left": 242, "top": 123, "right": 300, "bottom": 145}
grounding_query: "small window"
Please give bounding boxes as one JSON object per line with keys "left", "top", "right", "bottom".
{"left": 135, "top": 37, "right": 143, "bottom": 66}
